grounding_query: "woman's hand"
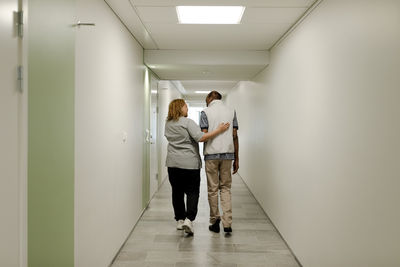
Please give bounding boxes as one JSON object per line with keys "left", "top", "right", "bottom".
{"left": 217, "top": 122, "right": 230, "bottom": 133}
{"left": 199, "top": 122, "right": 230, "bottom": 142}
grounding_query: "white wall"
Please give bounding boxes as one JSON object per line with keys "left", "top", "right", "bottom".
{"left": 227, "top": 0, "right": 400, "bottom": 266}
{"left": 75, "top": 0, "right": 145, "bottom": 266}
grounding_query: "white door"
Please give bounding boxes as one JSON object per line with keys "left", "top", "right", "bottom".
{"left": 0, "top": 0, "right": 26, "bottom": 266}
{"left": 149, "top": 76, "right": 159, "bottom": 198}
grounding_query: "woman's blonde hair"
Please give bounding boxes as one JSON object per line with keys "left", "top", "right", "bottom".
{"left": 167, "top": 99, "right": 186, "bottom": 121}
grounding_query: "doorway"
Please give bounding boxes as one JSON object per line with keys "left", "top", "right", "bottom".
{"left": 149, "top": 75, "right": 159, "bottom": 198}
{"left": 187, "top": 102, "right": 206, "bottom": 159}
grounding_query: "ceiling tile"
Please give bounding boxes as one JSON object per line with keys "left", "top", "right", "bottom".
{"left": 136, "top": 6, "right": 178, "bottom": 23}
{"left": 130, "top": 0, "right": 174, "bottom": 6}
{"left": 242, "top": 7, "right": 308, "bottom": 23}
{"left": 246, "top": 0, "right": 316, "bottom": 7}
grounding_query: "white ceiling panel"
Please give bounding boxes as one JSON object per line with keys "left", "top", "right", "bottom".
{"left": 242, "top": 7, "right": 308, "bottom": 23}
{"left": 135, "top": 6, "right": 178, "bottom": 23}
{"left": 146, "top": 24, "right": 289, "bottom": 50}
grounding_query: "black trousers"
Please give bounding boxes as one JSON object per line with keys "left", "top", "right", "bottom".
{"left": 168, "top": 167, "right": 200, "bottom": 221}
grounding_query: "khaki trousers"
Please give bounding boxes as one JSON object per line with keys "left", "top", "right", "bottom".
{"left": 205, "top": 159, "right": 232, "bottom": 228}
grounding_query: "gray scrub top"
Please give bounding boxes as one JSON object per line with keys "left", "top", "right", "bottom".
{"left": 164, "top": 116, "right": 205, "bottom": 169}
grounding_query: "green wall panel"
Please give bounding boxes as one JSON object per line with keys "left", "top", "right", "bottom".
{"left": 28, "top": 0, "right": 75, "bottom": 266}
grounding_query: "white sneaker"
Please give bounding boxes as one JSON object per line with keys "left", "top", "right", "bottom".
{"left": 176, "top": 220, "right": 185, "bottom": 230}
{"left": 182, "top": 218, "right": 194, "bottom": 234}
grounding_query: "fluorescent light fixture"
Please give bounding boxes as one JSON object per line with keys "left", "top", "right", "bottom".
{"left": 176, "top": 6, "right": 245, "bottom": 24}
{"left": 151, "top": 90, "right": 157, "bottom": 94}
{"left": 195, "top": 91, "right": 211, "bottom": 94}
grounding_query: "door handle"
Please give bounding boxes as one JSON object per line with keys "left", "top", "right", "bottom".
{"left": 74, "top": 21, "right": 95, "bottom": 27}
{"left": 145, "top": 129, "right": 150, "bottom": 143}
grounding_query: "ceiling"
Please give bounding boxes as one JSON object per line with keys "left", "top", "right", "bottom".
{"left": 143, "top": 49, "right": 270, "bottom": 82}
{"left": 105, "top": 0, "right": 317, "bottom": 95}
{"left": 180, "top": 80, "right": 239, "bottom": 95}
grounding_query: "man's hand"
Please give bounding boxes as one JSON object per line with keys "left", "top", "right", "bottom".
{"left": 233, "top": 160, "right": 239, "bottom": 174}
{"left": 232, "top": 128, "right": 239, "bottom": 174}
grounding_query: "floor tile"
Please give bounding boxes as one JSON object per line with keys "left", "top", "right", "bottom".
{"left": 111, "top": 172, "right": 300, "bottom": 267}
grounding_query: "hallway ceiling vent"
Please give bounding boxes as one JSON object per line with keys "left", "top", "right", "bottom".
{"left": 176, "top": 6, "right": 245, "bottom": 24}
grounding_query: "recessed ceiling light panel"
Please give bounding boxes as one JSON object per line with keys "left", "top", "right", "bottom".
{"left": 176, "top": 6, "right": 245, "bottom": 24}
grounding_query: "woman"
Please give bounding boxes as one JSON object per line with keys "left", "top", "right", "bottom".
{"left": 165, "top": 99, "right": 229, "bottom": 235}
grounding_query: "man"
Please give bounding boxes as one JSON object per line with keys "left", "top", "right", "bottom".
{"left": 200, "top": 91, "right": 239, "bottom": 233}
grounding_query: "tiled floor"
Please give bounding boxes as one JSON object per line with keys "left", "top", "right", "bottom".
{"left": 112, "top": 170, "right": 300, "bottom": 267}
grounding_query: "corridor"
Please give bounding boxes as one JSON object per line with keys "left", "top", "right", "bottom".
{"left": 2, "top": 0, "right": 400, "bottom": 266}
{"left": 112, "top": 171, "right": 299, "bottom": 267}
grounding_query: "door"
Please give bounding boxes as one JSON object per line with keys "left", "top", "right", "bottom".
{"left": 149, "top": 75, "right": 159, "bottom": 198}
{"left": 0, "top": 0, "right": 26, "bottom": 265}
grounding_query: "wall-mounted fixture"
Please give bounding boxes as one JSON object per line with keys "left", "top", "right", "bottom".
{"left": 74, "top": 21, "right": 96, "bottom": 27}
